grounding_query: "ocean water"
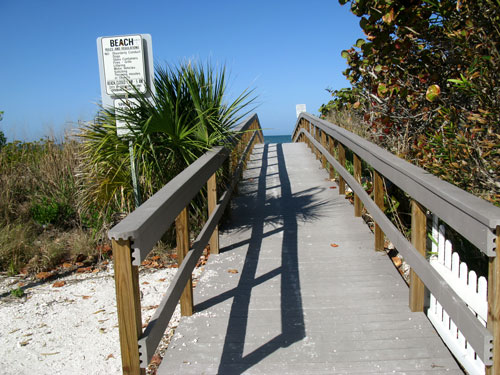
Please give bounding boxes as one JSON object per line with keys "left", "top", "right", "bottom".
{"left": 263, "top": 135, "right": 292, "bottom": 144}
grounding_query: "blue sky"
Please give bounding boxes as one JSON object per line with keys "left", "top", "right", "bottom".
{"left": 0, "top": 0, "right": 363, "bottom": 140}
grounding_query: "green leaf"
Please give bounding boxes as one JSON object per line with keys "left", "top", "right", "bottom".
{"left": 341, "top": 50, "right": 350, "bottom": 59}
{"left": 377, "top": 83, "right": 388, "bottom": 97}
{"left": 359, "top": 17, "right": 369, "bottom": 31}
{"left": 355, "top": 38, "right": 366, "bottom": 48}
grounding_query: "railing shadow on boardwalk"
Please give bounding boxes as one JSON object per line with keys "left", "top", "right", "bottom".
{"left": 194, "top": 143, "right": 329, "bottom": 374}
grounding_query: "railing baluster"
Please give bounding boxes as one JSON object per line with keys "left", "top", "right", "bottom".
{"left": 176, "top": 207, "right": 193, "bottom": 316}
{"left": 112, "top": 238, "right": 144, "bottom": 375}
{"left": 409, "top": 200, "right": 427, "bottom": 312}
{"left": 374, "top": 170, "right": 385, "bottom": 251}
{"left": 353, "top": 154, "right": 363, "bottom": 217}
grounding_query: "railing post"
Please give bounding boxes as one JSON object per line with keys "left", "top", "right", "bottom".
{"left": 316, "top": 128, "right": 321, "bottom": 160}
{"left": 175, "top": 207, "right": 194, "bottom": 316}
{"left": 308, "top": 123, "right": 312, "bottom": 150}
{"left": 207, "top": 173, "right": 219, "bottom": 254}
{"left": 486, "top": 226, "right": 500, "bottom": 375}
{"left": 112, "top": 239, "right": 144, "bottom": 375}
{"left": 409, "top": 200, "right": 427, "bottom": 312}
{"left": 353, "top": 154, "right": 363, "bottom": 217}
{"left": 304, "top": 121, "right": 308, "bottom": 148}
{"left": 313, "top": 127, "right": 319, "bottom": 160}
{"left": 337, "top": 143, "right": 346, "bottom": 195}
{"left": 321, "top": 130, "right": 327, "bottom": 168}
{"left": 374, "top": 170, "right": 385, "bottom": 251}
{"left": 328, "top": 136, "right": 335, "bottom": 180}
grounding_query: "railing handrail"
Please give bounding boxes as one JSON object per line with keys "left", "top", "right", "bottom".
{"left": 293, "top": 112, "right": 499, "bottom": 257}
{"left": 109, "top": 114, "right": 261, "bottom": 266}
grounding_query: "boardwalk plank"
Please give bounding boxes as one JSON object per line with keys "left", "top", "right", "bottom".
{"left": 157, "top": 143, "right": 462, "bottom": 374}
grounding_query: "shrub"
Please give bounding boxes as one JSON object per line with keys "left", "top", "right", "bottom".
{"left": 328, "top": 0, "right": 499, "bottom": 205}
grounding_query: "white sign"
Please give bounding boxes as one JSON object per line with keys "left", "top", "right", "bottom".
{"left": 101, "top": 35, "right": 146, "bottom": 95}
{"left": 296, "top": 104, "right": 307, "bottom": 118}
{"left": 114, "top": 98, "right": 140, "bottom": 137}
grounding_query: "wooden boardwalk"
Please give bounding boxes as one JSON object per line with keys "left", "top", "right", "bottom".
{"left": 157, "top": 142, "right": 463, "bottom": 375}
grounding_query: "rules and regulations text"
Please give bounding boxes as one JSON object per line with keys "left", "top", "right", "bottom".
{"left": 101, "top": 35, "right": 146, "bottom": 95}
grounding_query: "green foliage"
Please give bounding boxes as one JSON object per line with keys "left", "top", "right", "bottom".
{"left": 31, "top": 198, "right": 60, "bottom": 225}
{"left": 329, "top": 0, "right": 500, "bottom": 205}
{"left": 10, "top": 287, "right": 24, "bottom": 298}
{"left": 78, "top": 61, "right": 256, "bottom": 221}
{"left": 319, "top": 87, "right": 363, "bottom": 117}
{"left": 31, "top": 197, "right": 74, "bottom": 226}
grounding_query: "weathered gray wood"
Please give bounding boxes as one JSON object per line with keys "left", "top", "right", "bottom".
{"left": 298, "top": 129, "right": 493, "bottom": 364}
{"left": 158, "top": 143, "right": 461, "bottom": 374}
{"left": 294, "top": 113, "right": 499, "bottom": 256}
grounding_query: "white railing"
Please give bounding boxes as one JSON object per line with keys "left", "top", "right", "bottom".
{"left": 428, "top": 214, "right": 488, "bottom": 375}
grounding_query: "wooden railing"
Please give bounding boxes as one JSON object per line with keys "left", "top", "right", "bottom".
{"left": 292, "top": 113, "right": 500, "bottom": 373}
{"left": 108, "top": 115, "right": 263, "bottom": 374}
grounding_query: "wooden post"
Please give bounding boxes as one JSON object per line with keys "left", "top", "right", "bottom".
{"left": 316, "top": 128, "right": 321, "bottom": 160}
{"left": 312, "top": 127, "right": 318, "bottom": 159}
{"left": 207, "top": 173, "right": 219, "bottom": 255}
{"left": 486, "top": 226, "right": 500, "bottom": 375}
{"left": 328, "top": 136, "right": 335, "bottom": 180}
{"left": 409, "top": 200, "right": 427, "bottom": 312}
{"left": 338, "top": 143, "right": 346, "bottom": 195}
{"left": 175, "top": 207, "right": 193, "bottom": 316}
{"left": 112, "top": 239, "right": 144, "bottom": 375}
{"left": 374, "top": 170, "right": 385, "bottom": 251}
{"left": 305, "top": 121, "right": 310, "bottom": 149}
{"left": 353, "top": 154, "right": 363, "bottom": 217}
{"left": 321, "top": 130, "right": 327, "bottom": 168}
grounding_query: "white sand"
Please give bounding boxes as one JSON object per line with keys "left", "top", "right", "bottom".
{"left": 0, "top": 264, "right": 203, "bottom": 375}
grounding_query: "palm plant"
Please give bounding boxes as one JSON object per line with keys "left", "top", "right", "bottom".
{"left": 78, "top": 61, "right": 256, "bottom": 228}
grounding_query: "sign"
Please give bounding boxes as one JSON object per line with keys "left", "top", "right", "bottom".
{"left": 114, "top": 98, "right": 140, "bottom": 137}
{"left": 97, "top": 33, "right": 155, "bottom": 131}
{"left": 101, "top": 35, "right": 146, "bottom": 95}
{"left": 296, "top": 104, "right": 307, "bottom": 118}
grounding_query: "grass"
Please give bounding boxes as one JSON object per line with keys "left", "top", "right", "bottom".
{"left": 0, "top": 136, "right": 99, "bottom": 274}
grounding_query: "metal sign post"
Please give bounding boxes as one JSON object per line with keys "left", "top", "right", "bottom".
{"left": 96, "top": 34, "right": 155, "bottom": 208}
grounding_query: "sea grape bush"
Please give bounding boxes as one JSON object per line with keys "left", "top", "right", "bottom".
{"left": 324, "top": 0, "right": 499, "bottom": 204}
